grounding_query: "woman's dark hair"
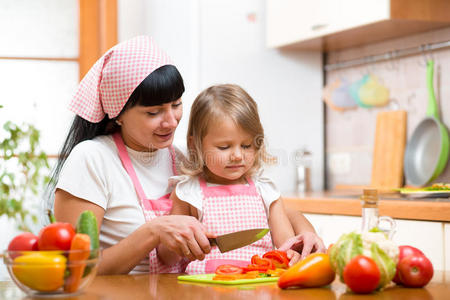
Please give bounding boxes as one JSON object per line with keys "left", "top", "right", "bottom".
{"left": 45, "top": 65, "right": 184, "bottom": 208}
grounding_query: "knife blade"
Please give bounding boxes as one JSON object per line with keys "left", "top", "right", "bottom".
{"left": 208, "top": 228, "right": 269, "bottom": 253}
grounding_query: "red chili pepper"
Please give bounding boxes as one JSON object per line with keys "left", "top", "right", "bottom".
{"left": 263, "top": 250, "right": 290, "bottom": 269}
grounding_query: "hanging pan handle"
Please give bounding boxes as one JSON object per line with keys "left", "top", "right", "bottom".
{"left": 426, "top": 60, "right": 439, "bottom": 119}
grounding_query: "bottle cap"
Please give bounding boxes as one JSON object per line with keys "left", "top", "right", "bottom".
{"left": 361, "top": 188, "right": 378, "bottom": 206}
{"left": 363, "top": 189, "right": 378, "bottom": 197}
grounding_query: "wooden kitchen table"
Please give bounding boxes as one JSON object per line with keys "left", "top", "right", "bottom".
{"left": 1, "top": 271, "right": 449, "bottom": 300}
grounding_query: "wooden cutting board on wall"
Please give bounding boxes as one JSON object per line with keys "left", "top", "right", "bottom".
{"left": 371, "top": 110, "right": 407, "bottom": 190}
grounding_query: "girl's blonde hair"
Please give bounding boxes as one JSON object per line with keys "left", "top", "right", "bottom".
{"left": 183, "top": 84, "right": 272, "bottom": 177}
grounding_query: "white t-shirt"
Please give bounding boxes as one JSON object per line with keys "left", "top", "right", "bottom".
{"left": 56, "top": 135, "right": 184, "bottom": 273}
{"left": 170, "top": 174, "right": 281, "bottom": 220}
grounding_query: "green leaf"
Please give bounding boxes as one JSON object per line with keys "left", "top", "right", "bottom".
{"left": 330, "top": 232, "right": 363, "bottom": 281}
{"left": 370, "top": 243, "right": 396, "bottom": 289}
{"left": 0, "top": 118, "right": 50, "bottom": 230}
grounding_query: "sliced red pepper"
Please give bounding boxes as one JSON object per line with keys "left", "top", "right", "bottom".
{"left": 213, "top": 274, "right": 242, "bottom": 281}
{"left": 215, "top": 264, "right": 244, "bottom": 275}
{"left": 250, "top": 255, "right": 275, "bottom": 270}
{"left": 262, "top": 250, "right": 290, "bottom": 269}
{"left": 243, "top": 264, "right": 270, "bottom": 273}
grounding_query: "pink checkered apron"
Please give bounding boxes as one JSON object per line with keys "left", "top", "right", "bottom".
{"left": 185, "top": 177, "right": 273, "bottom": 274}
{"left": 112, "top": 132, "right": 186, "bottom": 273}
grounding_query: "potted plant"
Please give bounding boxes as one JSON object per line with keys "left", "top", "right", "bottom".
{"left": 0, "top": 104, "right": 50, "bottom": 232}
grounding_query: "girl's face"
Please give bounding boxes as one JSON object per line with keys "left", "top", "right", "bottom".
{"left": 201, "top": 116, "right": 256, "bottom": 184}
{"left": 118, "top": 99, "right": 183, "bottom": 151}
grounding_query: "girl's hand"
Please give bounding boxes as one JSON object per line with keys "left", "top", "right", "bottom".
{"left": 149, "top": 215, "right": 214, "bottom": 261}
{"left": 286, "top": 249, "right": 301, "bottom": 266}
{"left": 278, "top": 231, "right": 326, "bottom": 260}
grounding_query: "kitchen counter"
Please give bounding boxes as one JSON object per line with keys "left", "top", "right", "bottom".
{"left": 282, "top": 191, "right": 450, "bottom": 222}
{"left": 1, "top": 272, "right": 450, "bottom": 299}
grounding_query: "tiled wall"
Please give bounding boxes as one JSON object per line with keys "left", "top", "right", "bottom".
{"left": 325, "top": 27, "right": 450, "bottom": 189}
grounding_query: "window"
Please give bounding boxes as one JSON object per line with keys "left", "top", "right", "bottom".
{"left": 0, "top": 0, "right": 117, "bottom": 155}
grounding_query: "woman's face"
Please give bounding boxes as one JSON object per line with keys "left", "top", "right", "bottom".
{"left": 117, "top": 99, "right": 183, "bottom": 151}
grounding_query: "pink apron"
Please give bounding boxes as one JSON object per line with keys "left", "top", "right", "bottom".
{"left": 185, "top": 177, "right": 273, "bottom": 274}
{"left": 112, "top": 132, "right": 186, "bottom": 273}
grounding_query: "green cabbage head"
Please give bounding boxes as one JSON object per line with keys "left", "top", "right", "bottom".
{"left": 329, "top": 231, "right": 399, "bottom": 290}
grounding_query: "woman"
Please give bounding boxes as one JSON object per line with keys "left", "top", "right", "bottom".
{"left": 50, "top": 36, "right": 324, "bottom": 275}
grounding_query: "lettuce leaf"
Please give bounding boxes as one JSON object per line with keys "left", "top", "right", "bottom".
{"left": 329, "top": 232, "right": 363, "bottom": 281}
{"left": 370, "top": 243, "right": 396, "bottom": 289}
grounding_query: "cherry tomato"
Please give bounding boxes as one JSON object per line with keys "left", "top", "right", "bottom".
{"left": 215, "top": 264, "right": 244, "bottom": 275}
{"left": 8, "top": 232, "right": 39, "bottom": 251}
{"left": 343, "top": 255, "right": 380, "bottom": 294}
{"left": 37, "top": 222, "right": 76, "bottom": 251}
{"left": 262, "top": 250, "right": 289, "bottom": 268}
{"left": 397, "top": 254, "right": 433, "bottom": 288}
{"left": 393, "top": 245, "right": 424, "bottom": 284}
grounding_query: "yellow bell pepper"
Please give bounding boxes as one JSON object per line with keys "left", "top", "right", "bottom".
{"left": 12, "top": 252, "right": 67, "bottom": 292}
{"left": 277, "top": 253, "right": 335, "bottom": 289}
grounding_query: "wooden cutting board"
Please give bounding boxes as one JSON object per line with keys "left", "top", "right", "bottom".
{"left": 371, "top": 110, "right": 407, "bottom": 190}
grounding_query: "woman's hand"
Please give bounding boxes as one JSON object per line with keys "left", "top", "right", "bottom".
{"left": 150, "top": 215, "right": 214, "bottom": 261}
{"left": 278, "top": 231, "right": 326, "bottom": 260}
{"left": 286, "top": 249, "right": 301, "bottom": 266}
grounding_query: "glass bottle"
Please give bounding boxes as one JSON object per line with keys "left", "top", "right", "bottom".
{"left": 360, "top": 189, "right": 396, "bottom": 239}
{"left": 294, "top": 147, "right": 312, "bottom": 193}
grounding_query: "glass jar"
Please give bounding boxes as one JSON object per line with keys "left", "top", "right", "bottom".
{"left": 360, "top": 189, "right": 396, "bottom": 239}
{"left": 294, "top": 148, "right": 312, "bottom": 193}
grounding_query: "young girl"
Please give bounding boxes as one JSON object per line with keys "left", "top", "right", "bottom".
{"left": 158, "top": 84, "right": 311, "bottom": 274}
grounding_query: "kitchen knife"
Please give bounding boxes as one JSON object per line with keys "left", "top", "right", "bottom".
{"left": 208, "top": 228, "right": 269, "bottom": 253}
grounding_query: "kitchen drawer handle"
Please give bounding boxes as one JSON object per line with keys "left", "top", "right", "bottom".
{"left": 311, "top": 24, "right": 328, "bottom": 31}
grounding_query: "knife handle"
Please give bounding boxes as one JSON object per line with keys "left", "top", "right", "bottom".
{"left": 208, "top": 238, "right": 216, "bottom": 246}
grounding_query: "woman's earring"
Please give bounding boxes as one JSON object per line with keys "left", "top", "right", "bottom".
{"left": 115, "top": 119, "right": 122, "bottom": 126}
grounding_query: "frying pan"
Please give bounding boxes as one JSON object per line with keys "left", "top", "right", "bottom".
{"left": 404, "top": 60, "right": 449, "bottom": 186}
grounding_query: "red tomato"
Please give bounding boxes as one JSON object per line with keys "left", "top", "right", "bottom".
{"left": 8, "top": 232, "right": 39, "bottom": 251}
{"left": 37, "top": 222, "right": 76, "bottom": 251}
{"left": 397, "top": 254, "right": 433, "bottom": 288}
{"left": 393, "top": 245, "right": 424, "bottom": 284}
{"left": 262, "top": 250, "right": 289, "bottom": 268}
{"left": 215, "top": 264, "right": 244, "bottom": 275}
{"left": 343, "top": 255, "right": 380, "bottom": 294}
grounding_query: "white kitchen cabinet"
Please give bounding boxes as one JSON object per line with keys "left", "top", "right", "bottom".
{"left": 445, "top": 223, "right": 450, "bottom": 271}
{"left": 266, "top": 0, "right": 450, "bottom": 50}
{"left": 304, "top": 213, "right": 446, "bottom": 270}
{"left": 305, "top": 213, "right": 361, "bottom": 248}
{"left": 392, "top": 219, "right": 444, "bottom": 271}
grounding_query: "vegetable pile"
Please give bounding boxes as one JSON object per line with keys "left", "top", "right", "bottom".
{"left": 329, "top": 231, "right": 398, "bottom": 292}
{"left": 213, "top": 250, "right": 288, "bottom": 281}
{"left": 7, "top": 210, "right": 99, "bottom": 293}
{"left": 328, "top": 230, "right": 434, "bottom": 293}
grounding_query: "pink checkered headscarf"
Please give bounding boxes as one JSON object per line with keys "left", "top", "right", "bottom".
{"left": 69, "top": 36, "right": 173, "bottom": 123}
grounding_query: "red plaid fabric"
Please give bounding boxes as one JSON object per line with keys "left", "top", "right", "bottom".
{"left": 69, "top": 36, "right": 173, "bottom": 122}
{"left": 185, "top": 178, "right": 273, "bottom": 274}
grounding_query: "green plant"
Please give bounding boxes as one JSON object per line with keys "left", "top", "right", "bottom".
{"left": 0, "top": 105, "right": 50, "bottom": 231}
